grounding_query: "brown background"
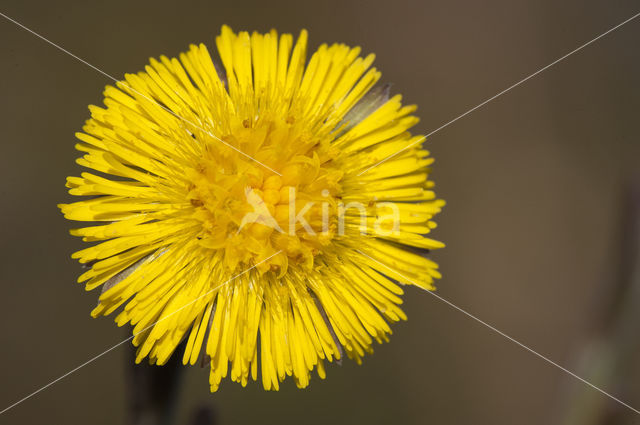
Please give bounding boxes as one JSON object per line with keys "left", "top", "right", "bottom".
{"left": 1, "top": 0, "right": 640, "bottom": 424}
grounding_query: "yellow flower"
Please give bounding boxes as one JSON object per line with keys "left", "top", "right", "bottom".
{"left": 59, "top": 25, "right": 445, "bottom": 391}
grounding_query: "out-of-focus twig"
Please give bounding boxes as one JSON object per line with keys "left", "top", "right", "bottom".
{"left": 125, "top": 337, "right": 185, "bottom": 425}
{"left": 558, "top": 182, "right": 640, "bottom": 424}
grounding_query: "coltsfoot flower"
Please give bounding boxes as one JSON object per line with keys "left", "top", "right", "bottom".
{"left": 59, "top": 25, "right": 445, "bottom": 391}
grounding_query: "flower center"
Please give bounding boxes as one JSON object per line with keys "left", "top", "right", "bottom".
{"left": 185, "top": 125, "right": 343, "bottom": 275}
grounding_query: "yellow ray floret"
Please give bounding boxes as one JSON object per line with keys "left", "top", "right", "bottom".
{"left": 59, "top": 25, "right": 444, "bottom": 391}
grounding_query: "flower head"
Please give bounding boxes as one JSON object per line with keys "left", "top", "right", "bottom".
{"left": 60, "top": 26, "right": 444, "bottom": 391}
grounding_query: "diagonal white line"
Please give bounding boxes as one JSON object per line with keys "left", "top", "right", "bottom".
{"left": 0, "top": 11, "right": 282, "bottom": 176}
{"left": 0, "top": 251, "right": 282, "bottom": 416}
{"left": 356, "top": 249, "right": 640, "bottom": 415}
{"left": 357, "top": 10, "right": 640, "bottom": 176}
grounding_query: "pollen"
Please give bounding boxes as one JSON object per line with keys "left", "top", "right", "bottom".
{"left": 183, "top": 113, "right": 343, "bottom": 275}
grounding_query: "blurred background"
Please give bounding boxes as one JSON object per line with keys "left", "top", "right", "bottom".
{"left": 1, "top": 0, "right": 640, "bottom": 423}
